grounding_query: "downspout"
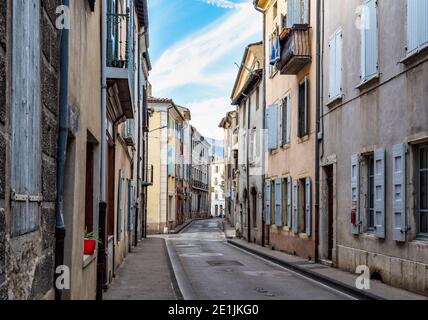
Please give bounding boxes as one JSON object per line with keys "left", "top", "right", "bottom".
{"left": 97, "top": 0, "right": 108, "bottom": 300}
{"left": 54, "top": 0, "right": 70, "bottom": 301}
{"left": 247, "top": 96, "right": 251, "bottom": 243}
{"left": 315, "top": 0, "right": 322, "bottom": 262}
{"left": 254, "top": 4, "right": 266, "bottom": 247}
{"left": 135, "top": 34, "right": 142, "bottom": 246}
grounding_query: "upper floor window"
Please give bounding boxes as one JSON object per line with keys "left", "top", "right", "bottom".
{"left": 269, "top": 29, "right": 280, "bottom": 76}
{"left": 406, "top": 0, "right": 428, "bottom": 56}
{"left": 297, "top": 77, "right": 309, "bottom": 138}
{"left": 273, "top": 1, "right": 278, "bottom": 20}
{"left": 286, "top": 0, "right": 310, "bottom": 27}
{"left": 360, "top": 0, "right": 378, "bottom": 82}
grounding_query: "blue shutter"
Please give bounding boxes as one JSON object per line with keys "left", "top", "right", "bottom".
{"left": 168, "top": 144, "right": 174, "bottom": 176}
{"left": 287, "top": 0, "right": 294, "bottom": 28}
{"left": 269, "top": 36, "right": 276, "bottom": 66}
{"left": 266, "top": 181, "right": 271, "bottom": 226}
{"left": 275, "top": 33, "right": 281, "bottom": 62}
{"left": 303, "top": 0, "right": 310, "bottom": 24}
{"left": 351, "top": 155, "right": 361, "bottom": 234}
{"left": 406, "top": 0, "right": 428, "bottom": 54}
{"left": 393, "top": 144, "right": 407, "bottom": 242}
{"left": 117, "top": 170, "right": 124, "bottom": 240}
{"left": 374, "top": 149, "right": 385, "bottom": 238}
{"left": 305, "top": 177, "right": 311, "bottom": 236}
{"left": 275, "top": 179, "right": 283, "bottom": 226}
{"left": 287, "top": 177, "right": 292, "bottom": 227}
{"left": 293, "top": 179, "right": 299, "bottom": 233}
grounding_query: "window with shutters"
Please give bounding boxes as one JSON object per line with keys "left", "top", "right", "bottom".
{"left": 366, "top": 154, "right": 375, "bottom": 231}
{"left": 328, "top": 29, "right": 343, "bottom": 102}
{"left": 267, "top": 104, "right": 279, "bottom": 151}
{"left": 280, "top": 94, "right": 291, "bottom": 146}
{"left": 269, "top": 29, "right": 280, "bottom": 76}
{"left": 287, "top": 0, "right": 310, "bottom": 27}
{"left": 360, "top": 0, "right": 378, "bottom": 82}
{"left": 297, "top": 178, "right": 307, "bottom": 234}
{"left": 298, "top": 77, "right": 309, "bottom": 138}
{"left": 417, "top": 144, "right": 428, "bottom": 237}
{"left": 281, "top": 178, "right": 290, "bottom": 227}
{"left": 85, "top": 142, "right": 96, "bottom": 234}
{"left": 117, "top": 169, "right": 124, "bottom": 242}
{"left": 406, "top": 0, "right": 428, "bottom": 56}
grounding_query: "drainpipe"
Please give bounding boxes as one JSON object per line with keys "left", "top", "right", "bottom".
{"left": 54, "top": 0, "right": 70, "bottom": 301}
{"left": 254, "top": 4, "right": 266, "bottom": 247}
{"left": 315, "top": 0, "right": 322, "bottom": 262}
{"left": 246, "top": 95, "right": 251, "bottom": 243}
{"left": 97, "top": 0, "right": 108, "bottom": 301}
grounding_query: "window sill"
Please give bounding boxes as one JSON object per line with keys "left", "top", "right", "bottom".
{"left": 326, "top": 95, "right": 343, "bottom": 108}
{"left": 400, "top": 44, "right": 428, "bottom": 65}
{"left": 281, "top": 143, "right": 291, "bottom": 150}
{"left": 356, "top": 74, "right": 380, "bottom": 91}
{"left": 269, "top": 69, "right": 279, "bottom": 79}
{"left": 297, "top": 135, "right": 310, "bottom": 144}
{"left": 299, "top": 233, "right": 309, "bottom": 240}
{"left": 83, "top": 252, "right": 97, "bottom": 269}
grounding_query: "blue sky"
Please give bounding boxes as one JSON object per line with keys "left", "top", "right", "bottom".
{"left": 148, "top": 0, "right": 262, "bottom": 140}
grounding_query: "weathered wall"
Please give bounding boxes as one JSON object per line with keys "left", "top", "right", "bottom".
{"left": 0, "top": 0, "right": 61, "bottom": 300}
{"left": 321, "top": 0, "right": 428, "bottom": 294}
{"left": 263, "top": 0, "right": 317, "bottom": 260}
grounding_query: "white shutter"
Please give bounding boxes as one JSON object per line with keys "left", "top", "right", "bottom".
{"left": 392, "top": 144, "right": 407, "bottom": 242}
{"left": 328, "top": 33, "right": 336, "bottom": 100}
{"left": 305, "top": 177, "right": 311, "bottom": 236}
{"left": 293, "top": 179, "right": 299, "bottom": 233}
{"left": 407, "top": 0, "right": 428, "bottom": 54}
{"left": 362, "top": 0, "right": 378, "bottom": 81}
{"left": 374, "top": 149, "right": 385, "bottom": 238}
{"left": 335, "top": 30, "right": 343, "bottom": 99}
{"left": 287, "top": 177, "right": 292, "bottom": 227}
{"left": 351, "top": 154, "right": 361, "bottom": 235}
{"left": 303, "top": 0, "right": 310, "bottom": 25}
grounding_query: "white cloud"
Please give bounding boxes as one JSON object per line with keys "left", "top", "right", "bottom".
{"left": 150, "top": 2, "right": 262, "bottom": 95}
{"left": 198, "top": 0, "right": 243, "bottom": 9}
{"left": 187, "top": 97, "right": 233, "bottom": 140}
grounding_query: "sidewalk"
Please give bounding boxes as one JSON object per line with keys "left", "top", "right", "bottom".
{"left": 103, "top": 237, "right": 178, "bottom": 300}
{"left": 222, "top": 219, "right": 236, "bottom": 239}
{"left": 228, "top": 238, "right": 427, "bottom": 300}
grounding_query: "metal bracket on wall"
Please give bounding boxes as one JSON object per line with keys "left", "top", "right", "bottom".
{"left": 10, "top": 191, "right": 43, "bottom": 203}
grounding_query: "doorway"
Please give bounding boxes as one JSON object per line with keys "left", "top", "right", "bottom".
{"left": 326, "top": 165, "right": 334, "bottom": 261}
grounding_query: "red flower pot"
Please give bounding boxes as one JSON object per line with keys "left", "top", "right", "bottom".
{"left": 84, "top": 239, "right": 96, "bottom": 255}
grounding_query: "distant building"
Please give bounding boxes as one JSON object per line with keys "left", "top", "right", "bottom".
{"left": 210, "top": 157, "right": 226, "bottom": 217}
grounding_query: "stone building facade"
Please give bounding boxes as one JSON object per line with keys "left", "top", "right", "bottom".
{"left": 0, "top": 0, "right": 61, "bottom": 299}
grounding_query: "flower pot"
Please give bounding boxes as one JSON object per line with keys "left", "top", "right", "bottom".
{"left": 84, "top": 239, "right": 96, "bottom": 255}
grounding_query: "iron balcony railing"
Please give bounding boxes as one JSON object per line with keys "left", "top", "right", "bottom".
{"left": 107, "top": 11, "right": 130, "bottom": 69}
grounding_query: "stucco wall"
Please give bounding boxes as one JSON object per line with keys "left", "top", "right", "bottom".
{"left": 321, "top": 0, "right": 428, "bottom": 294}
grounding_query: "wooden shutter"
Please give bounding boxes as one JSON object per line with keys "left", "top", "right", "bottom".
{"left": 328, "top": 33, "right": 336, "bottom": 100}
{"left": 275, "top": 179, "right": 282, "bottom": 226}
{"left": 362, "top": 0, "right": 378, "bottom": 81}
{"left": 279, "top": 99, "right": 284, "bottom": 146}
{"left": 351, "top": 154, "right": 361, "bottom": 234}
{"left": 335, "top": 30, "right": 343, "bottom": 99}
{"left": 374, "top": 149, "right": 385, "bottom": 238}
{"left": 266, "top": 181, "right": 271, "bottom": 226}
{"left": 117, "top": 170, "right": 123, "bottom": 240}
{"left": 268, "top": 105, "right": 278, "bottom": 150}
{"left": 305, "top": 177, "right": 311, "bottom": 236}
{"left": 286, "top": 95, "right": 291, "bottom": 144}
{"left": 304, "top": 77, "right": 309, "bottom": 136}
{"left": 11, "top": 0, "right": 41, "bottom": 237}
{"left": 287, "top": 177, "right": 292, "bottom": 227}
{"left": 392, "top": 144, "right": 407, "bottom": 242}
{"left": 293, "top": 179, "right": 299, "bottom": 233}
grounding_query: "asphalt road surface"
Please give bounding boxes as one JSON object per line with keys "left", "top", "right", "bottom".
{"left": 165, "top": 219, "right": 354, "bottom": 300}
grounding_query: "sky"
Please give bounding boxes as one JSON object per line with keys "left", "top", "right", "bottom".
{"left": 147, "top": 0, "right": 263, "bottom": 140}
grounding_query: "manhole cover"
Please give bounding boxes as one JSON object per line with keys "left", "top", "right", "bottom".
{"left": 206, "top": 260, "right": 244, "bottom": 267}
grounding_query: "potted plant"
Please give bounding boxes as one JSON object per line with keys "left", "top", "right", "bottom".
{"left": 84, "top": 229, "right": 100, "bottom": 256}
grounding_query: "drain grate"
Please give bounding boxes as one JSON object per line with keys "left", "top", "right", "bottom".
{"left": 206, "top": 260, "right": 244, "bottom": 267}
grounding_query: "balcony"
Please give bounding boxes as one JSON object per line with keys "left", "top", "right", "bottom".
{"left": 122, "top": 119, "right": 135, "bottom": 146}
{"left": 277, "top": 25, "right": 311, "bottom": 75}
{"left": 106, "top": 9, "right": 134, "bottom": 121}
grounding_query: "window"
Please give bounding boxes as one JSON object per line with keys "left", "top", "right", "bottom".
{"left": 85, "top": 142, "right": 96, "bottom": 234}
{"left": 242, "top": 102, "right": 247, "bottom": 128}
{"left": 367, "top": 155, "right": 375, "bottom": 231}
{"left": 329, "top": 29, "right": 343, "bottom": 101}
{"left": 286, "top": 0, "right": 310, "bottom": 27}
{"left": 297, "top": 78, "right": 309, "bottom": 138}
{"left": 406, "top": 0, "right": 428, "bottom": 55}
{"left": 280, "top": 95, "right": 291, "bottom": 145}
{"left": 360, "top": 0, "right": 378, "bottom": 82}
{"left": 293, "top": 178, "right": 311, "bottom": 235}
{"left": 267, "top": 104, "right": 278, "bottom": 150}
{"left": 256, "top": 87, "right": 260, "bottom": 111}
{"left": 269, "top": 29, "right": 280, "bottom": 76}
{"left": 418, "top": 145, "right": 428, "bottom": 236}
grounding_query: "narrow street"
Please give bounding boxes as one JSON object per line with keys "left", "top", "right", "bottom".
{"left": 165, "top": 219, "right": 352, "bottom": 300}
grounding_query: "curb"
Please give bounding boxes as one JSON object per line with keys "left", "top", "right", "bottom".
{"left": 169, "top": 218, "right": 201, "bottom": 234}
{"left": 227, "top": 239, "right": 384, "bottom": 301}
{"left": 162, "top": 238, "right": 184, "bottom": 300}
